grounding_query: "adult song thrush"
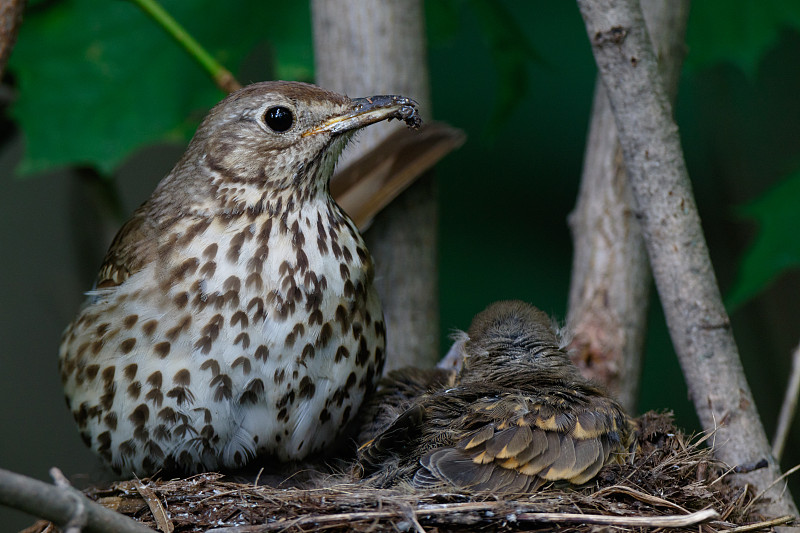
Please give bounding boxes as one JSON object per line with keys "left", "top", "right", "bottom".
{"left": 59, "top": 81, "right": 421, "bottom": 476}
{"left": 357, "top": 301, "right": 632, "bottom": 493}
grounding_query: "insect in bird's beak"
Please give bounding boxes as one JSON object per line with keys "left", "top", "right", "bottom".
{"left": 305, "top": 95, "right": 422, "bottom": 136}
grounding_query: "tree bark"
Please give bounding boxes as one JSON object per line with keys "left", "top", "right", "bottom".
{"left": 576, "top": 0, "right": 797, "bottom": 519}
{"left": 566, "top": 0, "right": 689, "bottom": 414}
{"left": 312, "top": 0, "right": 438, "bottom": 371}
{"left": 0, "top": 0, "right": 25, "bottom": 78}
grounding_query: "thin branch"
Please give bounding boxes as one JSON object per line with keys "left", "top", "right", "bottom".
{"left": 205, "top": 502, "right": 720, "bottom": 532}
{"left": 128, "top": 0, "right": 241, "bottom": 93}
{"left": 773, "top": 341, "right": 800, "bottom": 460}
{"left": 718, "top": 515, "right": 795, "bottom": 533}
{"left": 0, "top": 467, "right": 155, "bottom": 533}
{"left": 576, "top": 0, "right": 797, "bottom": 519}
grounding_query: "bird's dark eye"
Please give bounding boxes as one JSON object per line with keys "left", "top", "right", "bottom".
{"left": 264, "top": 106, "right": 294, "bottom": 132}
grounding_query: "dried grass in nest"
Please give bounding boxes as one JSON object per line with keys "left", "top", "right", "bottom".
{"left": 28, "top": 412, "right": 793, "bottom": 533}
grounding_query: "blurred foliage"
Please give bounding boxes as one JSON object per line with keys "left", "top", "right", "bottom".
{"left": 8, "top": 0, "right": 543, "bottom": 178}
{"left": 2, "top": 0, "right": 799, "bottom": 343}
{"left": 462, "top": 0, "right": 545, "bottom": 137}
{"left": 683, "top": 0, "right": 800, "bottom": 308}
{"left": 8, "top": 0, "right": 312, "bottom": 175}
{"left": 726, "top": 169, "right": 800, "bottom": 310}
{"left": 685, "top": 0, "right": 800, "bottom": 77}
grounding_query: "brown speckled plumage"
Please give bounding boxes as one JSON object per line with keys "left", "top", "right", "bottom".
{"left": 59, "top": 81, "right": 421, "bottom": 476}
{"left": 356, "top": 301, "right": 633, "bottom": 493}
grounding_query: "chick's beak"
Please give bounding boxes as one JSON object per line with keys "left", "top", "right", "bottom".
{"left": 304, "top": 95, "right": 422, "bottom": 136}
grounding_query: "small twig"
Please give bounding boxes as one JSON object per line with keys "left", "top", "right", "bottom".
{"left": 253, "top": 467, "right": 264, "bottom": 488}
{"left": 742, "top": 462, "right": 800, "bottom": 516}
{"left": 127, "top": 0, "right": 241, "bottom": 93}
{"left": 134, "top": 479, "right": 174, "bottom": 533}
{"left": 0, "top": 467, "right": 155, "bottom": 533}
{"left": 720, "top": 485, "right": 749, "bottom": 521}
{"left": 717, "top": 514, "right": 795, "bottom": 532}
{"left": 399, "top": 501, "right": 427, "bottom": 533}
{"left": 593, "top": 484, "right": 689, "bottom": 513}
{"left": 773, "top": 342, "right": 800, "bottom": 460}
{"left": 515, "top": 507, "right": 719, "bottom": 527}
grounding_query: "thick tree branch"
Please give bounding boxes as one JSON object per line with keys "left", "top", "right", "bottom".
{"left": 312, "top": 0, "right": 439, "bottom": 371}
{"left": 0, "top": 467, "right": 154, "bottom": 533}
{"left": 576, "top": 0, "right": 797, "bottom": 519}
{"left": 567, "top": 0, "right": 689, "bottom": 413}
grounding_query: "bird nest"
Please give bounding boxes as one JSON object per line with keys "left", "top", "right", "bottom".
{"left": 26, "top": 412, "right": 791, "bottom": 533}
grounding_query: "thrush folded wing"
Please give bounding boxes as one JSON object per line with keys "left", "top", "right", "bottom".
{"left": 567, "top": 438, "right": 605, "bottom": 484}
{"left": 418, "top": 448, "right": 494, "bottom": 489}
{"left": 414, "top": 392, "right": 626, "bottom": 492}
{"left": 95, "top": 208, "right": 158, "bottom": 289}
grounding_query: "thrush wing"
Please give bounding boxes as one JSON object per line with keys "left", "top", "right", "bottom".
{"left": 415, "top": 389, "right": 628, "bottom": 492}
{"left": 94, "top": 206, "right": 161, "bottom": 289}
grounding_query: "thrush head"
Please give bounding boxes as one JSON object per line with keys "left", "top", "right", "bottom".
{"left": 356, "top": 300, "right": 632, "bottom": 493}
{"left": 59, "top": 81, "right": 420, "bottom": 476}
{"left": 149, "top": 81, "right": 421, "bottom": 216}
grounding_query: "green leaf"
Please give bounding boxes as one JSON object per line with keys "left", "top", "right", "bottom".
{"left": 726, "top": 169, "right": 800, "bottom": 309}
{"left": 466, "top": 0, "right": 544, "bottom": 137}
{"left": 686, "top": 0, "right": 800, "bottom": 78}
{"left": 7, "top": 0, "right": 312, "bottom": 176}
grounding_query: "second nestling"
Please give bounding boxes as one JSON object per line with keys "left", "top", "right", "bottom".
{"left": 355, "top": 300, "right": 635, "bottom": 493}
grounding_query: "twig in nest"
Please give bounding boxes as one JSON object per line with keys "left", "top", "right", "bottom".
{"left": 134, "top": 479, "right": 174, "bottom": 533}
{"left": 717, "top": 514, "right": 795, "bottom": 532}
{"left": 592, "top": 484, "right": 689, "bottom": 513}
{"left": 398, "top": 501, "right": 426, "bottom": 533}
{"left": 515, "top": 507, "right": 719, "bottom": 527}
{"left": 741, "top": 462, "right": 800, "bottom": 517}
{"left": 720, "top": 486, "right": 749, "bottom": 521}
{"left": 204, "top": 502, "right": 720, "bottom": 532}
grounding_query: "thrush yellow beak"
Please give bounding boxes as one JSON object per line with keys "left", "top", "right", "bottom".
{"left": 304, "top": 95, "right": 421, "bottom": 136}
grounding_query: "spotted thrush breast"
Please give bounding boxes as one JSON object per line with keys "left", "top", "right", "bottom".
{"left": 357, "top": 300, "right": 632, "bottom": 492}
{"left": 59, "top": 81, "right": 421, "bottom": 476}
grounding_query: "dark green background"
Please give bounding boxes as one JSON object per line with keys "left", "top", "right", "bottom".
{"left": 2, "top": 1, "right": 800, "bottom": 529}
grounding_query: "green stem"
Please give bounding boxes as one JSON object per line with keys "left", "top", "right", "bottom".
{"left": 129, "top": 0, "right": 242, "bottom": 93}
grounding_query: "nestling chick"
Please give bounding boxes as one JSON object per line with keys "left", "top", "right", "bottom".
{"left": 356, "top": 300, "right": 633, "bottom": 493}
